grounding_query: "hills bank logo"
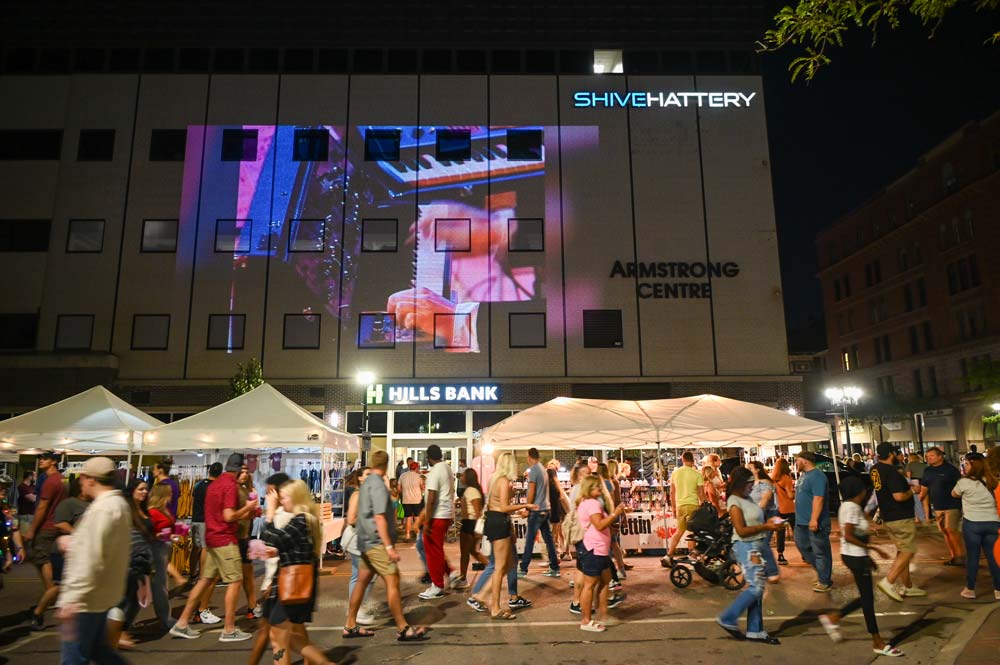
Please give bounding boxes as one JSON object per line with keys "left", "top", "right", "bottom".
{"left": 573, "top": 91, "right": 756, "bottom": 109}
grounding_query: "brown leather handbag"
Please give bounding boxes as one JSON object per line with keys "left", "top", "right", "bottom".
{"left": 278, "top": 563, "right": 314, "bottom": 605}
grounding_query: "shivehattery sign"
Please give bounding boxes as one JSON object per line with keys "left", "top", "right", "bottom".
{"left": 574, "top": 91, "right": 756, "bottom": 109}
{"left": 366, "top": 383, "right": 501, "bottom": 405}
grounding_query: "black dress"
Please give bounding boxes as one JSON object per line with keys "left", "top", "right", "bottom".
{"left": 262, "top": 513, "right": 318, "bottom": 625}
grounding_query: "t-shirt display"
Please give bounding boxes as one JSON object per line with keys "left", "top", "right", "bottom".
{"left": 424, "top": 462, "right": 455, "bottom": 520}
{"left": 838, "top": 501, "right": 870, "bottom": 557}
{"left": 953, "top": 478, "right": 1000, "bottom": 522}
{"left": 527, "top": 462, "right": 549, "bottom": 511}
{"left": 357, "top": 473, "right": 395, "bottom": 551}
{"left": 670, "top": 465, "right": 704, "bottom": 508}
{"left": 919, "top": 463, "right": 962, "bottom": 510}
{"left": 576, "top": 497, "right": 610, "bottom": 555}
{"left": 871, "top": 462, "right": 915, "bottom": 523}
{"left": 204, "top": 472, "right": 239, "bottom": 548}
{"left": 794, "top": 468, "right": 830, "bottom": 527}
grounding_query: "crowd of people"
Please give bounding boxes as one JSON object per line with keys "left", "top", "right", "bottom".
{"left": 1, "top": 441, "right": 998, "bottom": 663}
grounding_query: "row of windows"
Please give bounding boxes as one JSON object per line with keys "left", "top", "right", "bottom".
{"left": 955, "top": 305, "right": 986, "bottom": 342}
{"left": 902, "top": 277, "right": 927, "bottom": 313}
{"left": 907, "top": 322, "right": 935, "bottom": 355}
{"left": 0, "top": 309, "right": 625, "bottom": 352}
{"left": 0, "top": 127, "right": 544, "bottom": 163}
{"left": 0, "top": 47, "right": 758, "bottom": 77}
{"left": 341, "top": 410, "right": 520, "bottom": 435}
{"left": 945, "top": 255, "right": 980, "bottom": 295}
{"left": 938, "top": 211, "right": 974, "bottom": 251}
{"left": 1, "top": 216, "right": 546, "bottom": 255}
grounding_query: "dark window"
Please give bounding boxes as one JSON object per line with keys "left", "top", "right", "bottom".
{"left": 882, "top": 335, "right": 892, "bottom": 362}
{"left": 0, "top": 219, "right": 50, "bottom": 251}
{"left": 969, "top": 255, "right": 980, "bottom": 287}
{"left": 143, "top": 48, "right": 175, "bottom": 72}
{"left": 491, "top": 49, "right": 521, "bottom": 73}
{"left": 0, "top": 313, "right": 38, "bottom": 349}
{"left": 509, "top": 218, "right": 544, "bottom": 251}
{"left": 865, "top": 264, "right": 873, "bottom": 288}
{"left": 178, "top": 48, "right": 211, "bottom": 72}
{"left": 928, "top": 366, "right": 939, "bottom": 397}
{"left": 916, "top": 277, "right": 927, "bottom": 307}
{"left": 898, "top": 247, "right": 909, "bottom": 271}
{"left": 851, "top": 344, "right": 860, "bottom": 370}
{"left": 434, "top": 313, "right": 472, "bottom": 349}
{"left": 149, "top": 129, "right": 186, "bottom": 161}
{"left": 435, "top": 129, "right": 471, "bottom": 161}
{"left": 40, "top": 49, "right": 69, "bottom": 73}
{"left": 288, "top": 219, "right": 325, "bottom": 253}
{"left": 361, "top": 218, "right": 397, "bottom": 252}
{"left": 214, "top": 219, "right": 251, "bottom": 253}
{"left": 583, "top": 309, "right": 623, "bottom": 348}
{"left": 353, "top": 49, "right": 383, "bottom": 72}
{"left": 923, "top": 321, "right": 934, "bottom": 350}
{"left": 423, "top": 49, "right": 452, "bottom": 72}
{"left": 947, "top": 263, "right": 959, "bottom": 295}
{"left": 472, "top": 411, "right": 514, "bottom": 431}
{"left": 77, "top": 129, "right": 115, "bottom": 161}
{"left": 248, "top": 48, "right": 279, "bottom": 72}
{"left": 214, "top": 48, "right": 244, "bottom": 72}
{"left": 456, "top": 49, "right": 487, "bottom": 73}
{"left": 346, "top": 411, "right": 388, "bottom": 434}
{"left": 292, "top": 129, "right": 328, "bottom": 161}
{"left": 0, "top": 129, "right": 62, "bottom": 160}
{"left": 66, "top": 219, "right": 105, "bottom": 253}
{"left": 207, "top": 314, "right": 246, "bottom": 350}
{"left": 141, "top": 219, "right": 178, "bottom": 252}
{"left": 873, "top": 260, "right": 882, "bottom": 283}
{"left": 874, "top": 337, "right": 883, "bottom": 364}
{"left": 394, "top": 411, "right": 430, "bottom": 434}
{"left": 913, "top": 369, "right": 923, "bottom": 398}
{"left": 506, "top": 129, "right": 543, "bottom": 161}
{"left": 358, "top": 313, "right": 395, "bottom": 349}
{"left": 434, "top": 218, "right": 471, "bottom": 252}
{"left": 903, "top": 284, "right": 913, "bottom": 312}
{"left": 509, "top": 312, "right": 546, "bottom": 348}
{"left": 131, "top": 314, "right": 170, "bottom": 350}
{"left": 843, "top": 275, "right": 852, "bottom": 297}
{"left": 430, "top": 411, "right": 466, "bottom": 433}
{"left": 283, "top": 48, "right": 315, "bottom": 72}
{"left": 282, "top": 314, "right": 321, "bottom": 349}
{"left": 221, "top": 128, "right": 258, "bottom": 161}
{"left": 364, "top": 128, "right": 401, "bottom": 161}
{"left": 908, "top": 326, "right": 919, "bottom": 354}
{"left": 54, "top": 314, "right": 94, "bottom": 350}
{"left": 833, "top": 279, "right": 841, "bottom": 302}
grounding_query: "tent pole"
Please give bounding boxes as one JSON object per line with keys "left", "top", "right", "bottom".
{"left": 657, "top": 442, "right": 667, "bottom": 552}
{"left": 320, "top": 443, "right": 326, "bottom": 572}
{"left": 125, "top": 431, "right": 134, "bottom": 484}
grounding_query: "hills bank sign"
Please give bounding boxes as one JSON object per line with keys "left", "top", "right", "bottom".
{"left": 574, "top": 90, "right": 756, "bottom": 109}
{"left": 366, "top": 383, "right": 501, "bottom": 405}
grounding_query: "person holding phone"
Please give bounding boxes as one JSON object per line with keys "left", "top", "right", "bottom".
{"left": 819, "top": 475, "right": 903, "bottom": 657}
{"left": 574, "top": 475, "right": 628, "bottom": 633}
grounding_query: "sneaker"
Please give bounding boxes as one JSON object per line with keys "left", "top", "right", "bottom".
{"left": 900, "top": 586, "right": 927, "bottom": 597}
{"left": 960, "top": 588, "right": 976, "bottom": 599}
{"left": 252, "top": 605, "right": 263, "bottom": 619}
{"left": 169, "top": 624, "right": 201, "bottom": 640}
{"left": 542, "top": 568, "right": 561, "bottom": 578}
{"left": 199, "top": 609, "right": 222, "bottom": 625}
{"left": 356, "top": 608, "right": 376, "bottom": 624}
{"left": 608, "top": 580, "right": 623, "bottom": 592}
{"left": 812, "top": 582, "right": 833, "bottom": 593}
{"left": 569, "top": 602, "right": 582, "bottom": 615}
{"left": 607, "top": 593, "right": 626, "bottom": 609}
{"left": 29, "top": 614, "right": 44, "bottom": 631}
{"left": 818, "top": 614, "right": 843, "bottom": 643}
{"left": 466, "top": 598, "right": 487, "bottom": 613}
{"left": 448, "top": 571, "right": 464, "bottom": 588}
{"left": 219, "top": 629, "right": 253, "bottom": 642}
{"left": 516, "top": 568, "right": 528, "bottom": 579}
{"left": 660, "top": 555, "right": 673, "bottom": 568}
{"left": 508, "top": 596, "right": 532, "bottom": 609}
{"left": 777, "top": 554, "right": 788, "bottom": 565}
{"left": 418, "top": 585, "right": 445, "bottom": 600}
{"left": 877, "top": 578, "right": 904, "bottom": 602}
{"left": 419, "top": 573, "right": 432, "bottom": 585}
{"left": 451, "top": 576, "right": 470, "bottom": 590}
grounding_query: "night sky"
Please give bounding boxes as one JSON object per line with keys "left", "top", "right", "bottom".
{"left": 761, "top": 7, "right": 1000, "bottom": 341}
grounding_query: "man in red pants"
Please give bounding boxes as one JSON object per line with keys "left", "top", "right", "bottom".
{"left": 418, "top": 445, "right": 457, "bottom": 599}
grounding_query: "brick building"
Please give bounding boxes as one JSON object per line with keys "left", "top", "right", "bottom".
{"left": 816, "top": 111, "right": 1000, "bottom": 455}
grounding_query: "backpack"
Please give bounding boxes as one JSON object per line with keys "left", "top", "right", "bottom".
{"left": 686, "top": 501, "right": 721, "bottom": 534}
{"left": 563, "top": 498, "right": 586, "bottom": 545}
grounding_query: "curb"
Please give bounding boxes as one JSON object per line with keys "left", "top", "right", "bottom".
{"left": 933, "top": 603, "right": 998, "bottom": 665}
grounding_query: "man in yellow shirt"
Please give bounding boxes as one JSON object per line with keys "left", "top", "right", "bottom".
{"left": 662, "top": 451, "right": 705, "bottom": 566}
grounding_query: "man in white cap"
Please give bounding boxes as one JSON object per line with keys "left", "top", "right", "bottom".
{"left": 56, "top": 456, "right": 131, "bottom": 664}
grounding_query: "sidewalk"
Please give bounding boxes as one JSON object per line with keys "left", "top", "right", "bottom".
{"left": 954, "top": 605, "right": 1000, "bottom": 665}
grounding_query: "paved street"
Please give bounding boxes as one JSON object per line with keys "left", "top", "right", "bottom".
{"left": 0, "top": 525, "right": 996, "bottom": 665}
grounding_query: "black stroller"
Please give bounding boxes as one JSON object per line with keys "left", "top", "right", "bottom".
{"left": 663, "top": 502, "right": 745, "bottom": 590}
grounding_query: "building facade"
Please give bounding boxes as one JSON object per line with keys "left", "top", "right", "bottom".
{"left": 0, "top": 64, "right": 798, "bottom": 468}
{"left": 816, "top": 111, "right": 1000, "bottom": 456}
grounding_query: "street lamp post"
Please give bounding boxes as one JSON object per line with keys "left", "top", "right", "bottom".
{"left": 825, "top": 386, "right": 863, "bottom": 461}
{"left": 356, "top": 370, "right": 376, "bottom": 466}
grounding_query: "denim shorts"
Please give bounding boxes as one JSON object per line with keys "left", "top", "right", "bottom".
{"left": 575, "top": 542, "right": 611, "bottom": 577}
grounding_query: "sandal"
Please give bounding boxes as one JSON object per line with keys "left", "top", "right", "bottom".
{"left": 342, "top": 625, "right": 375, "bottom": 638}
{"left": 580, "top": 619, "right": 606, "bottom": 632}
{"left": 818, "top": 615, "right": 842, "bottom": 643}
{"left": 397, "top": 625, "right": 427, "bottom": 641}
{"left": 491, "top": 610, "right": 517, "bottom": 620}
{"left": 873, "top": 645, "right": 904, "bottom": 657}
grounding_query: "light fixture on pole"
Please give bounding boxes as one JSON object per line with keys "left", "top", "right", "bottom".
{"left": 991, "top": 403, "right": 1000, "bottom": 413}
{"left": 356, "top": 370, "right": 376, "bottom": 465}
{"left": 825, "top": 386, "right": 863, "bottom": 460}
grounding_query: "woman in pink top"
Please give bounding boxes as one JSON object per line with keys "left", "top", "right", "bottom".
{"left": 575, "top": 475, "right": 628, "bottom": 633}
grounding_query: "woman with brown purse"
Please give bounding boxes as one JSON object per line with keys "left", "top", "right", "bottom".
{"left": 261, "top": 479, "right": 334, "bottom": 665}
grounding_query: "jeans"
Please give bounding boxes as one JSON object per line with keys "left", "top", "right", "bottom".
{"left": 718, "top": 540, "right": 767, "bottom": 639}
{"left": 61, "top": 610, "right": 131, "bottom": 665}
{"left": 913, "top": 496, "right": 926, "bottom": 522}
{"left": 415, "top": 532, "right": 427, "bottom": 569}
{"left": 471, "top": 546, "right": 518, "bottom": 596}
{"left": 520, "top": 510, "right": 559, "bottom": 572}
{"left": 962, "top": 519, "right": 1000, "bottom": 591}
{"left": 149, "top": 541, "right": 175, "bottom": 628}
{"left": 794, "top": 523, "right": 833, "bottom": 586}
{"left": 758, "top": 539, "right": 779, "bottom": 578}
{"left": 423, "top": 519, "right": 452, "bottom": 588}
{"left": 775, "top": 512, "right": 795, "bottom": 553}
{"left": 348, "top": 553, "right": 374, "bottom": 604}
{"left": 840, "top": 554, "right": 879, "bottom": 634}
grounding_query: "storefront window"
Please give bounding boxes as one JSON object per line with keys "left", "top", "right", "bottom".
{"left": 430, "top": 411, "right": 466, "bottom": 433}
{"left": 346, "top": 411, "right": 388, "bottom": 434}
{"left": 472, "top": 410, "right": 514, "bottom": 431}
{"left": 394, "top": 411, "right": 430, "bottom": 434}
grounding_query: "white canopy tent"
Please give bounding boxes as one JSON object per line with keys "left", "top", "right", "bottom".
{"left": 480, "top": 394, "right": 830, "bottom": 450}
{"left": 0, "top": 385, "right": 164, "bottom": 455}
{"left": 140, "top": 383, "right": 356, "bottom": 453}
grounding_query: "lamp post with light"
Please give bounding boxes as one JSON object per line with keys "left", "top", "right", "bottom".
{"left": 825, "top": 386, "right": 863, "bottom": 461}
{"left": 356, "top": 370, "right": 376, "bottom": 465}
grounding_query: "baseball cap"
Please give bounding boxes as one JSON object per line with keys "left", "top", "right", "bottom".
{"left": 876, "top": 442, "right": 895, "bottom": 459}
{"left": 225, "top": 452, "right": 245, "bottom": 473}
{"left": 797, "top": 451, "right": 817, "bottom": 463}
{"left": 80, "top": 456, "right": 116, "bottom": 480}
{"left": 38, "top": 451, "right": 60, "bottom": 461}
